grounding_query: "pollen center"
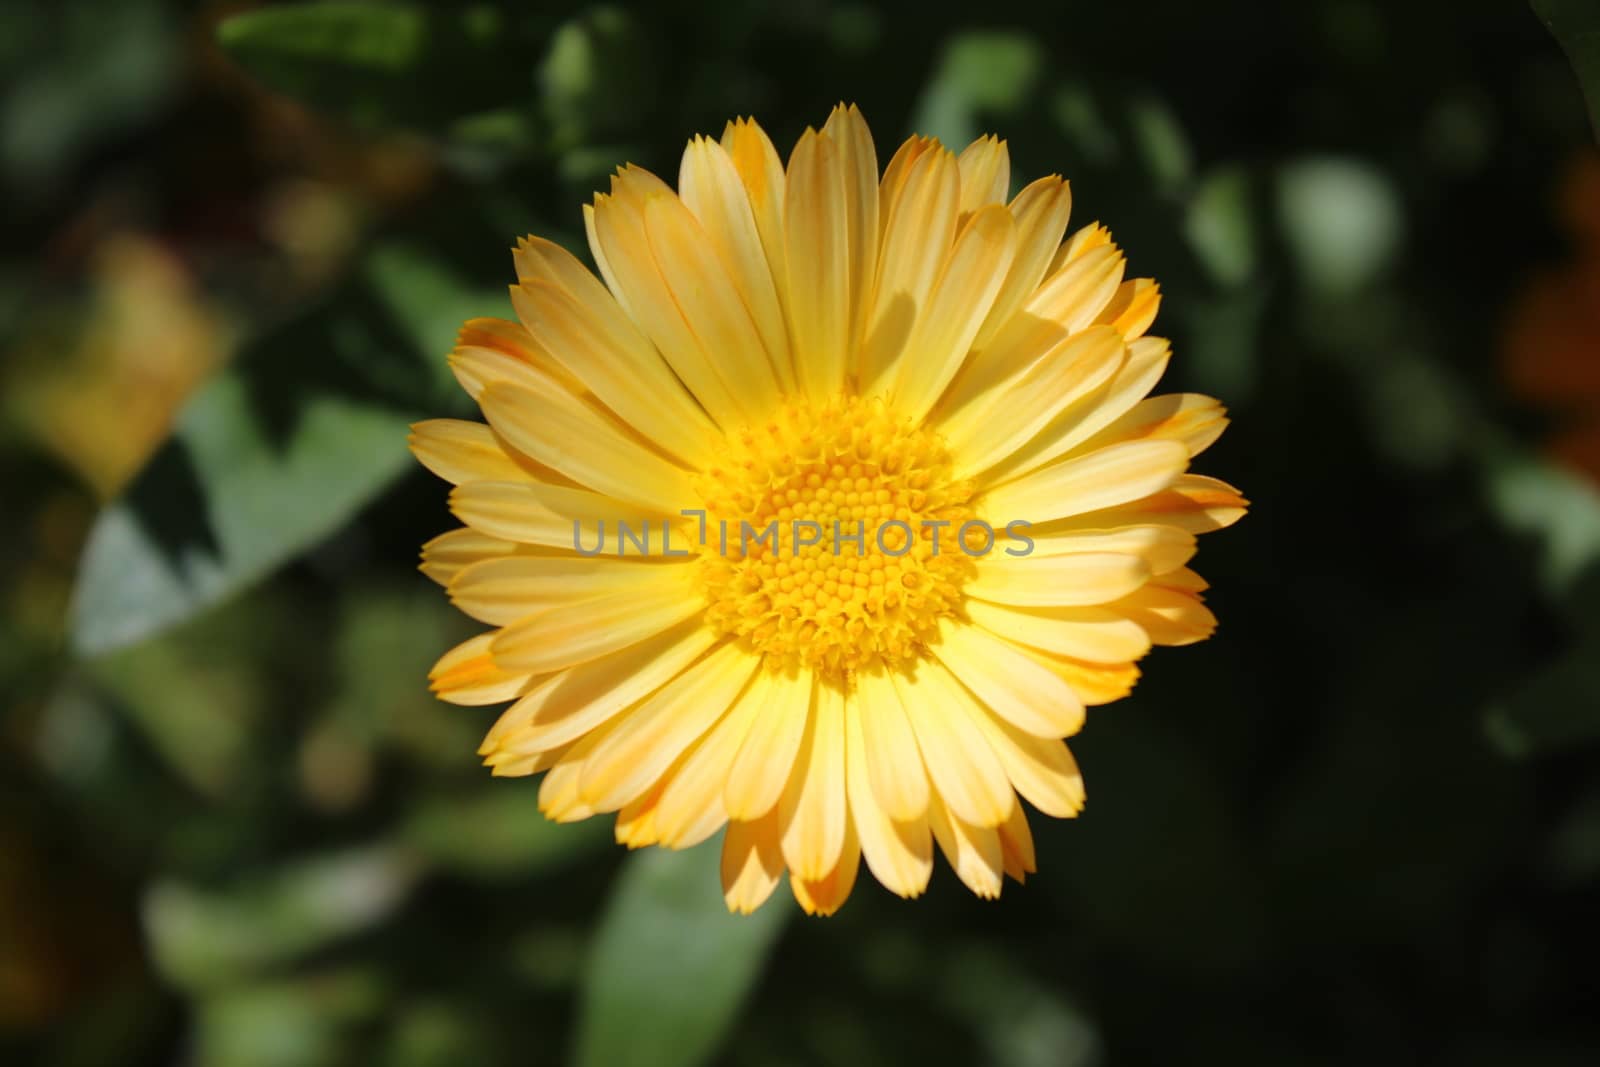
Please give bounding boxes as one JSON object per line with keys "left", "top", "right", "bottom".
{"left": 693, "top": 395, "right": 978, "bottom": 677}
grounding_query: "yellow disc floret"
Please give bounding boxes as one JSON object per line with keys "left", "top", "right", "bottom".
{"left": 694, "top": 395, "right": 978, "bottom": 677}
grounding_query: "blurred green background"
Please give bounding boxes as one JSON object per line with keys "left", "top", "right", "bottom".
{"left": 6, "top": 0, "right": 1600, "bottom": 1064}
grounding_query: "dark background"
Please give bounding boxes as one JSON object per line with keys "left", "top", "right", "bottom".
{"left": 5, "top": 1, "right": 1600, "bottom": 1064}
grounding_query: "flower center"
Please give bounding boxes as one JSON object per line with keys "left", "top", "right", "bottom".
{"left": 693, "top": 396, "right": 978, "bottom": 677}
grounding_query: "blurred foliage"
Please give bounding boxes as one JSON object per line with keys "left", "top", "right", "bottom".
{"left": 1534, "top": 0, "right": 1600, "bottom": 137}
{"left": 5, "top": 0, "right": 1600, "bottom": 1065}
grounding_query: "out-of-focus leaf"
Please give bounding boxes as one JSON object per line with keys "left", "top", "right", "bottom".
{"left": 216, "top": 2, "right": 525, "bottom": 131}
{"left": 1543, "top": 783, "right": 1600, "bottom": 885}
{"left": 193, "top": 970, "right": 385, "bottom": 1067}
{"left": 68, "top": 378, "right": 403, "bottom": 655}
{"left": 325, "top": 583, "right": 477, "bottom": 765}
{"left": 573, "top": 844, "right": 789, "bottom": 1067}
{"left": 1487, "top": 634, "right": 1600, "bottom": 757}
{"left": 0, "top": 2, "right": 177, "bottom": 196}
{"left": 87, "top": 624, "right": 261, "bottom": 797}
{"left": 1484, "top": 448, "right": 1600, "bottom": 597}
{"left": 1052, "top": 82, "right": 1119, "bottom": 167}
{"left": 383, "top": 1000, "right": 499, "bottom": 1067}
{"left": 1178, "top": 288, "right": 1268, "bottom": 405}
{"left": 936, "top": 943, "right": 1101, "bottom": 1067}
{"left": 69, "top": 241, "right": 494, "bottom": 656}
{"left": 1276, "top": 157, "right": 1402, "bottom": 294}
{"left": 1533, "top": 0, "right": 1600, "bottom": 139}
{"left": 914, "top": 32, "right": 1042, "bottom": 147}
{"left": 1185, "top": 167, "right": 1259, "bottom": 288}
{"left": 143, "top": 845, "right": 420, "bottom": 991}
{"left": 541, "top": 6, "right": 654, "bottom": 146}
{"left": 401, "top": 788, "right": 611, "bottom": 879}
{"left": 1126, "top": 95, "right": 1192, "bottom": 195}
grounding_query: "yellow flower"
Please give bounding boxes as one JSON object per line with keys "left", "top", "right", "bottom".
{"left": 410, "top": 105, "right": 1246, "bottom": 915}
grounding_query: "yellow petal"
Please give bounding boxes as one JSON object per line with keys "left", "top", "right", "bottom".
{"left": 779, "top": 681, "right": 848, "bottom": 881}
{"left": 538, "top": 727, "right": 611, "bottom": 822}
{"left": 876, "top": 135, "right": 937, "bottom": 221}
{"left": 967, "top": 552, "right": 1150, "bottom": 608}
{"left": 932, "top": 620, "right": 1086, "bottom": 738}
{"left": 893, "top": 662, "right": 1015, "bottom": 829}
{"left": 982, "top": 439, "right": 1189, "bottom": 526}
{"left": 927, "top": 793, "right": 1004, "bottom": 899}
{"left": 478, "top": 380, "right": 695, "bottom": 513}
{"left": 997, "top": 802, "right": 1037, "bottom": 883}
{"left": 942, "top": 325, "right": 1124, "bottom": 478}
{"left": 409, "top": 419, "right": 535, "bottom": 485}
{"left": 1025, "top": 524, "right": 1197, "bottom": 575}
{"left": 491, "top": 577, "right": 705, "bottom": 674}
{"left": 860, "top": 142, "right": 960, "bottom": 392}
{"left": 720, "top": 117, "right": 788, "bottom": 320}
{"left": 508, "top": 261, "right": 717, "bottom": 468}
{"left": 972, "top": 175, "right": 1073, "bottom": 352}
{"left": 418, "top": 527, "right": 532, "bottom": 588}
{"left": 821, "top": 104, "right": 881, "bottom": 355}
{"left": 725, "top": 668, "right": 813, "bottom": 820}
{"left": 1113, "top": 586, "right": 1219, "bottom": 645}
{"left": 845, "top": 704, "right": 933, "bottom": 898}
{"left": 790, "top": 820, "right": 860, "bottom": 916}
{"left": 1050, "top": 221, "right": 1113, "bottom": 273}
{"left": 1094, "top": 277, "right": 1162, "bottom": 339}
{"left": 784, "top": 128, "right": 852, "bottom": 401}
{"left": 484, "top": 748, "right": 564, "bottom": 778}
{"left": 615, "top": 778, "right": 668, "bottom": 848}
{"left": 957, "top": 135, "right": 1010, "bottom": 215}
{"left": 447, "top": 338, "right": 581, "bottom": 406}
{"left": 991, "top": 243, "right": 1125, "bottom": 367}
{"left": 992, "top": 335, "right": 1172, "bottom": 480}
{"left": 455, "top": 315, "right": 540, "bottom": 358}
{"left": 652, "top": 669, "right": 773, "bottom": 849}
{"left": 1024, "top": 241, "right": 1126, "bottom": 334}
{"left": 450, "top": 480, "right": 674, "bottom": 550}
{"left": 854, "top": 667, "right": 929, "bottom": 821}
{"left": 641, "top": 191, "right": 784, "bottom": 414}
{"left": 889, "top": 203, "right": 1017, "bottom": 423}
{"left": 490, "top": 618, "right": 719, "bottom": 752}
{"left": 578, "top": 642, "right": 760, "bottom": 812}
{"left": 965, "top": 704, "right": 1087, "bottom": 818}
{"left": 428, "top": 631, "right": 533, "bottom": 707}
{"left": 1048, "top": 474, "right": 1249, "bottom": 535}
{"left": 586, "top": 173, "right": 749, "bottom": 426}
{"left": 964, "top": 599, "right": 1152, "bottom": 664}
{"left": 1158, "top": 566, "right": 1210, "bottom": 593}
{"left": 722, "top": 810, "right": 785, "bottom": 914}
{"left": 1032, "top": 654, "right": 1140, "bottom": 706}
{"left": 449, "top": 555, "right": 694, "bottom": 627}
{"left": 1083, "top": 392, "right": 1228, "bottom": 459}
{"left": 678, "top": 136, "right": 795, "bottom": 393}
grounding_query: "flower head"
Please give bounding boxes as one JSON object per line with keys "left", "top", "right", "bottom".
{"left": 410, "top": 105, "right": 1246, "bottom": 914}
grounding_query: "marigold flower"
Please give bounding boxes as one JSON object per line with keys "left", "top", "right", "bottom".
{"left": 410, "top": 105, "right": 1246, "bottom": 914}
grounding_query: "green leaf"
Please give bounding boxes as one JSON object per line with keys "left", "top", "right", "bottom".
{"left": 401, "top": 788, "right": 611, "bottom": 879}
{"left": 573, "top": 845, "right": 790, "bottom": 1067}
{"left": 1484, "top": 448, "right": 1600, "bottom": 598}
{"left": 69, "top": 241, "right": 495, "bottom": 656}
{"left": 194, "top": 970, "right": 387, "bottom": 1067}
{"left": 1486, "top": 633, "right": 1600, "bottom": 758}
{"left": 216, "top": 2, "right": 524, "bottom": 131}
{"left": 144, "top": 846, "right": 420, "bottom": 990}
{"left": 0, "top": 1, "right": 178, "bottom": 196}
{"left": 1533, "top": 0, "right": 1600, "bottom": 139}
{"left": 540, "top": 6, "right": 655, "bottom": 145}
{"left": 1275, "top": 157, "right": 1402, "bottom": 295}
{"left": 913, "top": 32, "right": 1042, "bottom": 148}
